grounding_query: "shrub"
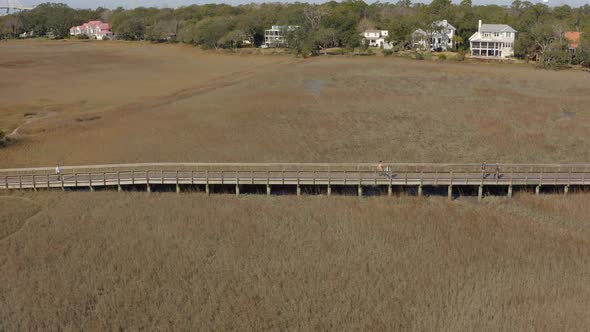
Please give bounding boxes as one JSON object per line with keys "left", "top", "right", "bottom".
{"left": 75, "top": 34, "right": 89, "bottom": 40}
{"left": 326, "top": 48, "right": 344, "bottom": 55}
{"left": 438, "top": 54, "right": 447, "bottom": 60}
{"left": 414, "top": 52, "right": 424, "bottom": 60}
{"left": 0, "top": 130, "right": 8, "bottom": 147}
{"left": 455, "top": 50, "right": 466, "bottom": 61}
{"left": 383, "top": 49, "right": 394, "bottom": 57}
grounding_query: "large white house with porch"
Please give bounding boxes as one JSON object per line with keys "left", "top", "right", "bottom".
{"left": 412, "top": 20, "right": 456, "bottom": 51}
{"left": 469, "top": 20, "right": 516, "bottom": 58}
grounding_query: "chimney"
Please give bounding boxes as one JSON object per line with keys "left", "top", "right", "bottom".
{"left": 478, "top": 20, "right": 482, "bottom": 32}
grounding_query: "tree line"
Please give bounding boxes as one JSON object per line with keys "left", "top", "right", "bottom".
{"left": 1, "top": 1, "right": 590, "bottom": 67}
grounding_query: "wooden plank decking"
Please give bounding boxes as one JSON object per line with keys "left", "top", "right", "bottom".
{"left": 0, "top": 163, "right": 588, "bottom": 197}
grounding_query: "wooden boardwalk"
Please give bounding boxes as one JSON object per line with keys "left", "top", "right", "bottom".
{"left": 1, "top": 163, "right": 589, "bottom": 198}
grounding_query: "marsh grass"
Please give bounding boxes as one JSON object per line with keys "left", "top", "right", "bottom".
{"left": 1, "top": 192, "right": 589, "bottom": 330}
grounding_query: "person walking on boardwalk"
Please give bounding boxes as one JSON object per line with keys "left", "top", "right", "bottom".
{"left": 55, "top": 164, "right": 62, "bottom": 181}
{"left": 494, "top": 164, "right": 501, "bottom": 179}
{"left": 377, "top": 161, "right": 384, "bottom": 176}
{"left": 481, "top": 161, "right": 487, "bottom": 179}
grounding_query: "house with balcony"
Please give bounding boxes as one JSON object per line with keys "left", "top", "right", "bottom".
{"left": 70, "top": 20, "right": 113, "bottom": 40}
{"left": 412, "top": 20, "right": 456, "bottom": 51}
{"left": 263, "top": 25, "right": 300, "bottom": 48}
{"left": 469, "top": 20, "right": 516, "bottom": 58}
{"left": 361, "top": 30, "right": 393, "bottom": 49}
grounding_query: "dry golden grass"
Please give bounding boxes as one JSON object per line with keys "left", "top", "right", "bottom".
{"left": 0, "top": 195, "right": 40, "bottom": 240}
{"left": 1, "top": 40, "right": 590, "bottom": 167}
{"left": 1, "top": 40, "right": 590, "bottom": 330}
{"left": 1, "top": 192, "right": 589, "bottom": 330}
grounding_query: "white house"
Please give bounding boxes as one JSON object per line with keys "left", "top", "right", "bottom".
{"left": 70, "top": 20, "right": 113, "bottom": 40}
{"left": 469, "top": 20, "right": 517, "bottom": 58}
{"left": 361, "top": 30, "right": 393, "bottom": 49}
{"left": 263, "top": 25, "right": 300, "bottom": 48}
{"left": 412, "top": 20, "right": 456, "bottom": 51}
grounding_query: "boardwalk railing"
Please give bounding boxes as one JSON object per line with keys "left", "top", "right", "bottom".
{"left": 1, "top": 163, "right": 589, "bottom": 198}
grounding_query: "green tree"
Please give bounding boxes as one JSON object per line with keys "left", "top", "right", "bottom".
{"left": 192, "top": 17, "right": 232, "bottom": 49}
{"left": 111, "top": 11, "right": 145, "bottom": 40}
{"left": 218, "top": 29, "right": 249, "bottom": 49}
{"left": 18, "top": 3, "right": 84, "bottom": 38}
{"left": 575, "top": 33, "right": 590, "bottom": 67}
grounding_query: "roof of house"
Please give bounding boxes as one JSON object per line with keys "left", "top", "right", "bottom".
{"left": 480, "top": 24, "right": 517, "bottom": 33}
{"left": 413, "top": 29, "right": 427, "bottom": 35}
{"left": 565, "top": 31, "right": 581, "bottom": 48}
{"left": 70, "top": 21, "right": 112, "bottom": 31}
{"left": 433, "top": 20, "right": 456, "bottom": 30}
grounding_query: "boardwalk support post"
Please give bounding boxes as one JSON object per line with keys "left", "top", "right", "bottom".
{"left": 448, "top": 185, "right": 452, "bottom": 200}
{"left": 358, "top": 185, "right": 363, "bottom": 197}
{"left": 117, "top": 172, "right": 122, "bottom": 192}
{"left": 478, "top": 185, "right": 483, "bottom": 201}
{"left": 564, "top": 185, "right": 569, "bottom": 195}
{"left": 418, "top": 185, "right": 423, "bottom": 197}
{"left": 205, "top": 184, "right": 210, "bottom": 195}
{"left": 388, "top": 184, "right": 393, "bottom": 197}
{"left": 236, "top": 184, "right": 240, "bottom": 196}
{"left": 508, "top": 185, "right": 513, "bottom": 198}
{"left": 297, "top": 184, "right": 301, "bottom": 196}
{"left": 327, "top": 185, "right": 331, "bottom": 196}
{"left": 266, "top": 184, "right": 271, "bottom": 196}
{"left": 535, "top": 185, "right": 541, "bottom": 195}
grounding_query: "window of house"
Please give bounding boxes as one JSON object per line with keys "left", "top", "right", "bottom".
{"left": 506, "top": 32, "right": 511, "bottom": 38}
{"left": 494, "top": 32, "right": 499, "bottom": 37}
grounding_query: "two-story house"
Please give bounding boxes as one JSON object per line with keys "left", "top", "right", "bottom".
{"left": 70, "top": 20, "right": 113, "bottom": 40}
{"left": 263, "top": 25, "right": 300, "bottom": 48}
{"left": 361, "top": 30, "right": 393, "bottom": 49}
{"left": 469, "top": 20, "right": 517, "bottom": 58}
{"left": 412, "top": 20, "right": 456, "bottom": 51}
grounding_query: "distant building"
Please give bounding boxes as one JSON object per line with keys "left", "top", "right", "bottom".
{"left": 469, "top": 20, "right": 516, "bottom": 58}
{"left": 18, "top": 31, "right": 35, "bottom": 38}
{"left": 70, "top": 21, "right": 113, "bottom": 40}
{"left": 360, "top": 30, "right": 392, "bottom": 49}
{"left": 412, "top": 20, "right": 456, "bottom": 51}
{"left": 263, "top": 25, "right": 300, "bottom": 48}
{"left": 565, "top": 31, "right": 581, "bottom": 53}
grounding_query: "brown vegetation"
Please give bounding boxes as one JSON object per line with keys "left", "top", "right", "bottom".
{"left": 1, "top": 192, "right": 589, "bottom": 330}
{"left": 1, "top": 40, "right": 590, "bottom": 167}
{"left": 1, "top": 40, "right": 590, "bottom": 329}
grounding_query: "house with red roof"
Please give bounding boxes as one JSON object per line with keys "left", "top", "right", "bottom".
{"left": 70, "top": 20, "right": 113, "bottom": 40}
{"left": 565, "top": 31, "right": 581, "bottom": 52}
